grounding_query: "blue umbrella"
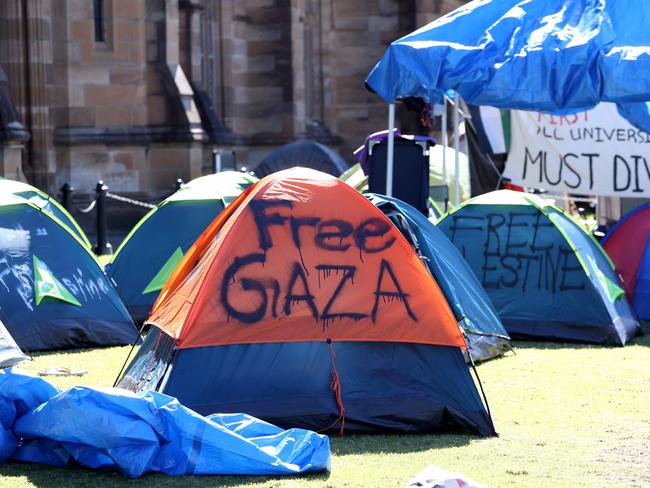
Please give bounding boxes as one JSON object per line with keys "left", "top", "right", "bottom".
{"left": 366, "top": 0, "right": 650, "bottom": 115}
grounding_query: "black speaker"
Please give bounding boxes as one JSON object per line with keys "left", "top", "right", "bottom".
{"left": 367, "top": 138, "right": 431, "bottom": 215}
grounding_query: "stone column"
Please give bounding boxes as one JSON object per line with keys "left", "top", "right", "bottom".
{"left": 0, "top": 65, "right": 30, "bottom": 180}
{"left": 21, "top": 0, "right": 53, "bottom": 188}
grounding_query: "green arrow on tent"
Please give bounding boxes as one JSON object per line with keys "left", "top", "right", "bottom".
{"left": 142, "top": 246, "right": 184, "bottom": 295}
{"left": 33, "top": 255, "right": 81, "bottom": 306}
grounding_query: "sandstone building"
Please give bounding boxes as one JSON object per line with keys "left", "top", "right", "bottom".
{"left": 0, "top": 0, "right": 465, "bottom": 197}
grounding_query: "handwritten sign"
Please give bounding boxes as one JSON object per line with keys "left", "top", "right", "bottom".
{"left": 444, "top": 211, "right": 585, "bottom": 295}
{"left": 220, "top": 199, "right": 415, "bottom": 327}
{"left": 0, "top": 225, "right": 111, "bottom": 311}
{"left": 505, "top": 103, "right": 650, "bottom": 196}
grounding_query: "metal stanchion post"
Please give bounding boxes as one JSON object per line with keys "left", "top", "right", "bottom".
{"left": 94, "top": 180, "right": 113, "bottom": 256}
{"left": 60, "top": 183, "right": 74, "bottom": 212}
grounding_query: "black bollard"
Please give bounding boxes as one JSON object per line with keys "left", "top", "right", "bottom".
{"left": 175, "top": 178, "right": 184, "bottom": 191}
{"left": 94, "top": 180, "right": 113, "bottom": 256}
{"left": 60, "top": 183, "right": 74, "bottom": 212}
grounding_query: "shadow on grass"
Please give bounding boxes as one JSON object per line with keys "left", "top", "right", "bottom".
{"left": 27, "top": 345, "right": 135, "bottom": 360}
{"left": 510, "top": 323, "right": 650, "bottom": 351}
{"left": 0, "top": 462, "right": 330, "bottom": 488}
{"left": 330, "top": 432, "right": 473, "bottom": 455}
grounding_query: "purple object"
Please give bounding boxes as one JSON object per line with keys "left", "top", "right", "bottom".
{"left": 353, "top": 130, "right": 435, "bottom": 175}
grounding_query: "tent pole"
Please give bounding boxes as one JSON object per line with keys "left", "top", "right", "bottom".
{"left": 453, "top": 98, "right": 461, "bottom": 206}
{"left": 441, "top": 97, "right": 448, "bottom": 185}
{"left": 387, "top": 103, "right": 396, "bottom": 197}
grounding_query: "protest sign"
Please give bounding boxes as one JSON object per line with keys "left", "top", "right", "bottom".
{"left": 505, "top": 103, "right": 650, "bottom": 196}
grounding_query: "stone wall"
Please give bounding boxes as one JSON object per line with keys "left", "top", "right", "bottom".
{"left": 0, "top": 0, "right": 468, "bottom": 195}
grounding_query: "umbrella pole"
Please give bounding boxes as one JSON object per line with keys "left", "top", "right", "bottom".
{"left": 387, "top": 103, "right": 395, "bottom": 196}
{"left": 442, "top": 97, "right": 448, "bottom": 185}
{"left": 453, "top": 98, "right": 461, "bottom": 206}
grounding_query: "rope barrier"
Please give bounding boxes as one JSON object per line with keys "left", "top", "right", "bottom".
{"left": 106, "top": 192, "right": 156, "bottom": 209}
{"left": 75, "top": 200, "right": 96, "bottom": 214}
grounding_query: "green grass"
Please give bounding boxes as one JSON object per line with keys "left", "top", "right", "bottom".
{"left": 2, "top": 329, "right": 649, "bottom": 488}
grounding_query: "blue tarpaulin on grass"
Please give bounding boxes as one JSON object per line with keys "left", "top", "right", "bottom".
{"left": 366, "top": 0, "right": 650, "bottom": 130}
{"left": 0, "top": 369, "right": 330, "bottom": 478}
{"left": 0, "top": 370, "right": 59, "bottom": 463}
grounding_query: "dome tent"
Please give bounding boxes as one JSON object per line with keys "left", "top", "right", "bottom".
{"left": 437, "top": 190, "right": 640, "bottom": 345}
{"left": 0, "top": 178, "right": 90, "bottom": 248}
{"left": 118, "top": 168, "right": 495, "bottom": 436}
{"left": 603, "top": 203, "right": 650, "bottom": 320}
{"left": 0, "top": 194, "right": 138, "bottom": 351}
{"left": 107, "top": 171, "right": 257, "bottom": 323}
{"left": 254, "top": 139, "right": 349, "bottom": 178}
{"left": 0, "top": 319, "right": 27, "bottom": 368}
{"left": 366, "top": 193, "right": 511, "bottom": 362}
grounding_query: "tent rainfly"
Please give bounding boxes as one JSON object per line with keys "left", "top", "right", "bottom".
{"left": 118, "top": 168, "right": 496, "bottom": 436}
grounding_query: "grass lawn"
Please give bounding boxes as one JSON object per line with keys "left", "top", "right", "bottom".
{"left": 1, "top": 328, "right": 649, "bottom": 488}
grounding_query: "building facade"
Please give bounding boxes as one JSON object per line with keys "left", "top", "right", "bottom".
{"left": 0, "top": 0, "right": 465, "bottom": 197}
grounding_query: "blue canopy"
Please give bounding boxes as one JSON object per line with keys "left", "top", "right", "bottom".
{"left": 0, "top": 369, "right": 330, "bottom": 478}
{"left": 366, "top": 0, "right": 650, "bottom": 128}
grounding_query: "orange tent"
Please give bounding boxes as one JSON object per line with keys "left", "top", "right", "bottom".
{"left": 150, "top": 168, "right": 464, "bottom": 349}
{"left": 119, "top": 169, "right": 495, "bottom": 436}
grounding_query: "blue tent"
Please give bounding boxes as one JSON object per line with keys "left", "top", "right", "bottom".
{"left": 437, "top": 190, "right": 640, "bottom": 345}
{"left": 366, "top": 0, "right": 650, "bottom": 128}
{"left": 0, "top": 369, "right": 330, "bottom": 477}
{"left": 0, "top": 194, "right": 138, "bottom": 351}
{"left": 254, "top": 140, "right": 350, "bottom": 178}
{"left": 108, "top": 172, "right": 257, "bottom": 323}
{"left": 366, "top": 194, "right": 511, "bottom": 361}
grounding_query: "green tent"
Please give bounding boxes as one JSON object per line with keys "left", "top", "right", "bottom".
{"left": 0, "top": 178, "right": 90, "bottom": 248}
{"left": 0, "top": 193, "right": 137, "bottom": 351}
{"left": 107, "top": 171, "right": 258, "bottom": 323}
{"left": 437, "top": 190, "right": 640, "bottom": 345}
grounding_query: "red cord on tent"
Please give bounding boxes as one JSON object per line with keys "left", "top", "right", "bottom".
{"left": 319, "top": 340, "right": 345, "bottom": 436}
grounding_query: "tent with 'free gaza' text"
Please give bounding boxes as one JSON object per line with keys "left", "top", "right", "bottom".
{"left": 437, "top": 190, "right": 640, "bottom": 345}
{"left": 0, "top": 194, "right": 138, "bottom": 351}
{"left": 108, "top": 171, "right": 257, "bottom": 323}
{"left": 603, "top": 203, "right": 650, "bottom": 321}
{"left": 118, "top": 168, "right": 495, "bottom": 436}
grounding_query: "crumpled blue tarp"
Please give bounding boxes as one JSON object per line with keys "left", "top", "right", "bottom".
{"left": 366, "top": 0, "right": 650, "bottom": 130}
{"left": 0, "top": 369, "right": 60, "bottom": 463}
{"left": 0, "top": 369, "right": 330, "bottom": 478}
